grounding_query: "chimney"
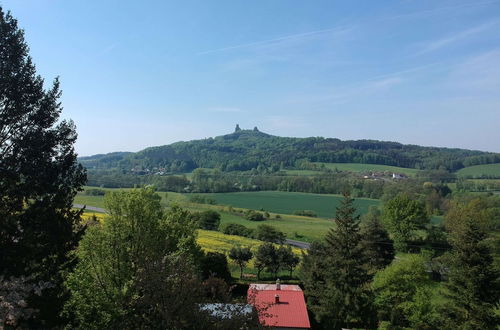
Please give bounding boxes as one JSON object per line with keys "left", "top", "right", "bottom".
{"left": 276, "top": 278, "right": 281, "bottom": 290}
{"left": 275, "top": 294, "right": 280, "bottom": 304}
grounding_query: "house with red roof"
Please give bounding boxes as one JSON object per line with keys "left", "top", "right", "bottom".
{"left": 247, "top": 280, "right": 311, "bottom": 330}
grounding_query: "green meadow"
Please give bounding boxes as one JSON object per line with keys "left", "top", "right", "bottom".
{"left": 205, "top": 191, "right": 380, "bottom": 218}
{"left": 315, "top": 162, "right": 420, "bottom": 176}
{"left": 456, "top": 163, "right": 500, "bottom": 178}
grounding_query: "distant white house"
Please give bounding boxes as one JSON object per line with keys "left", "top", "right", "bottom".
{"left": 392, "top": 172, "right": 407, "bottom": 179}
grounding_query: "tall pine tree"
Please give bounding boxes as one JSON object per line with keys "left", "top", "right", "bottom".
{"left": 360, "top": 207, "right": 395, "bottom": 273}
{"left": 0, "top": 7, "right": 86, "bottom": 327}
{"left": 301, "top": 192, "right": 374, "bottom": 329}
{"left": 443, "top": 201, "right": 500, "bottom": 329}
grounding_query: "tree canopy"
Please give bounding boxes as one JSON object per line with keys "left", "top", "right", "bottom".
{"left": 0, "top": 6, "right": 86, "bottom": 326}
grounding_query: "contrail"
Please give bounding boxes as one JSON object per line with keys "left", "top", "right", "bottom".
{"left": 197, "top": 26, "right": 349, "bottom": 55}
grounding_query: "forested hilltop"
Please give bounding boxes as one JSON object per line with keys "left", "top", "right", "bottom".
{"left": 81, "top": 126, "right": 499, "bottom": 173}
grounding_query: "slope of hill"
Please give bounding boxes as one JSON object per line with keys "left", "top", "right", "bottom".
{"left": 79, "top": 127, "right": 500, "bottom": 173}
{"left": 456, "top": 163, "right": 500, "bottom": 178}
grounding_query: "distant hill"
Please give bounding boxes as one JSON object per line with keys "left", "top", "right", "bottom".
{"left": 79, "top": 127, "right": 500, "bottom": 173}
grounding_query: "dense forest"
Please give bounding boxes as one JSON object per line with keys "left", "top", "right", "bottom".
{"left": 80, "top": 126, "right": 500, "bottom": 173}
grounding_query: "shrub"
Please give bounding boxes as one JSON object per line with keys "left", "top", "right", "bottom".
{"left": 189, "top": 195, "right": 216, "bottom": 204}
{"left": 200, "top": 252, "right": 232, "bottom": 283}
{"left": 245, "top": 210, "right": 265, "bottom": 221}
{"left": 223, "top": 223, "right": 254, "bottom": 238}
{"left": 192, "top": 210, "right": 221, "bottom": 231}
{"left": 85, "top": 188, "right": 106, "bottom": 196}
{"left": 255, "top": 224, "right": 286, "bottom": 244}
{"left": 293, "top": 210, "right": 317, "bottom": 217}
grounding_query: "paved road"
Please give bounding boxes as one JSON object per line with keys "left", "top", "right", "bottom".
{"left": 73, "top": 204, "right": 107, "bottom": 213}
{"left": 74, "top": 204, "right": 311, "bottom": 249}
{"left": 284, "top": 239, "right": 310, "bottom": 250}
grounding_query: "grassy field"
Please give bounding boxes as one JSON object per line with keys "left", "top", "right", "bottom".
{"left": 456, "top": 163, "right": 500, "bottom": 178}
{"left": 282, "top": 169, "right": 322, "bottom": 176}
{"left": 314, "top": 162, "right": 420, "bottom": 176}
{"left": 74, "top": 186, "right": 187, "bottom": 209}
{"left": 205, "top": 191, "right": 380, "bottom": 218}
{"left": 75, "top": 188, "right": 378, "bottom": 242}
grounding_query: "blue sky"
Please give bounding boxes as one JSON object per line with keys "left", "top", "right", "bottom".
{"left": 2, "top": 0, "right": 500, "bottom": 155}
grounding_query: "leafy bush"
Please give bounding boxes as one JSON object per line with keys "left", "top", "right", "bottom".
{"left": 293, "top": 210, "right": 317, "bottom": 217}
{"left": 85, "top": 188, "right": 106, "bottom": 196}
{"left": 245, "top": 210, "right": 265, "bottom": 221}
{"left": 189, "top": 195, "right": 216, "bottom": 204}
{"left": 255, "top": 224, "right": 286, "bottom": 244}
{"left": 192, "top": 210, "right": 221, "bottom": 231}
{"left": 200, "top": 252, "right": 232, "bottom": 283}
{"left": 223, "top": 223, "right": 254, "bottom": 238}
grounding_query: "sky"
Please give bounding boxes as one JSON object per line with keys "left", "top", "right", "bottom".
{"left": 2, "top": 0, "right": 500, "bottom": 155}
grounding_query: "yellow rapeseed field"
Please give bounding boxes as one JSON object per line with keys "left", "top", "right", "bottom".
{"left": 197, "top": 229, "right": 302, "bottom": 268}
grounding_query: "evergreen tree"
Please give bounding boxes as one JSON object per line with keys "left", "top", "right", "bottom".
{"left": 360, "top": 207, "right": 395, "bottom": 273}
{"left": 443, "top": 201, "right": 500, "bottom": 329}
{"left": 0, "top": 7, "right": 86, "bottom": 326}
{"left": 301, "top": 192, "right": 374, "bottom": 329}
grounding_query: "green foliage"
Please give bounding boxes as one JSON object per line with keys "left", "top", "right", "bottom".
{"left": 0, "top": 7, "right": 86, "bottom": 327}
{"left": 382, "top": 193, "right": 429, "bottom": 252}
{"left": 80, "top": 128, "right": 500, "bottom": 174}
{"left": 254, "top": 243, "right": 280, "bottom": 280}
{"left": 245, "top": 210, "right": 265, "bottom": 221}
{"left": 192, "top": 210, "right": 221, "bottom": 231}
{"left": 301, "top": 192, "right": 374, "bottom": 329}
{"left": 277, "top": 245, "right": 300, "bottom": 278}
{"left": 255, "top": 224, "right": 286, "bottom": 244}
{"left": 443, "top": 199, "right": 500, "bottom": 328}
{"left": 372, "top": 254, "right": 431, "bottom": 327}
{"left": 84, "top": 188, "right": 106, "bottom": 196}
{"left": 200, "top": 252, "right": 232, "bottom": 283}
{"left": 222, "top": 223, "right": 254, "bottom": 238}
{"left": 189, "top": 194, "right": 216, "bottom": 204}
{"left": 64, "top": 188, "right": 202, "bottom": 328}
{"left": 228, "top": 246, "right": 253, "bottom": 279}
{"left": 360, "top": 207, "right": 395, "bottom": 273}
{"left": 293, "top": 210, "right": 317, "bottom": 217}
{"left": 457, "top": 163, "right": 500, "bottom": 179}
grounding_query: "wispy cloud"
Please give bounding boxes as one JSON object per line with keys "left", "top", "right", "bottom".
{"left": 446, "top": 48, "right": 500, "bottom": 94}
{"left": 415, "top": 21, "right": 499, "bottom": 55}
{"left": 197, "top": 26, "right": 350, "bottom": 55}
{"left": 385, "top": 0, "right": 500, "bottom": 21}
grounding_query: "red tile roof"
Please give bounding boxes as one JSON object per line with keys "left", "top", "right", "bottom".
{"left": 248, "top": 284, "right": 311, "bottom": 329}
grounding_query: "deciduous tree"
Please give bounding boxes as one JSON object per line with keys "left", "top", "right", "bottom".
{"left": 228, "top": 246, "right": 253, "bottom": 279}
{"left": 382, "top": 193, "right": 429, "bottom": 252}
{"left": 64, "top": 188, "right": 202, "bottom": 328}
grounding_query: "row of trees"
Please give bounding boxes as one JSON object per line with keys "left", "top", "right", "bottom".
{"left": 229, "top": 243, "right": 299, "bottom": 280}
{"left": 300, "top": 192, "right": 500, "bottom": 329}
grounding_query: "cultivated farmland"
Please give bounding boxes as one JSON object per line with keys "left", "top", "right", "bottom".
{"left": 315, "top": 162, "right": 420, "bottom": 176}
{"left": 205, "top": 191, "right": 380, "bottom": 218}
{"left": 456, "top": 163, "right": 500, "bottom": 178}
